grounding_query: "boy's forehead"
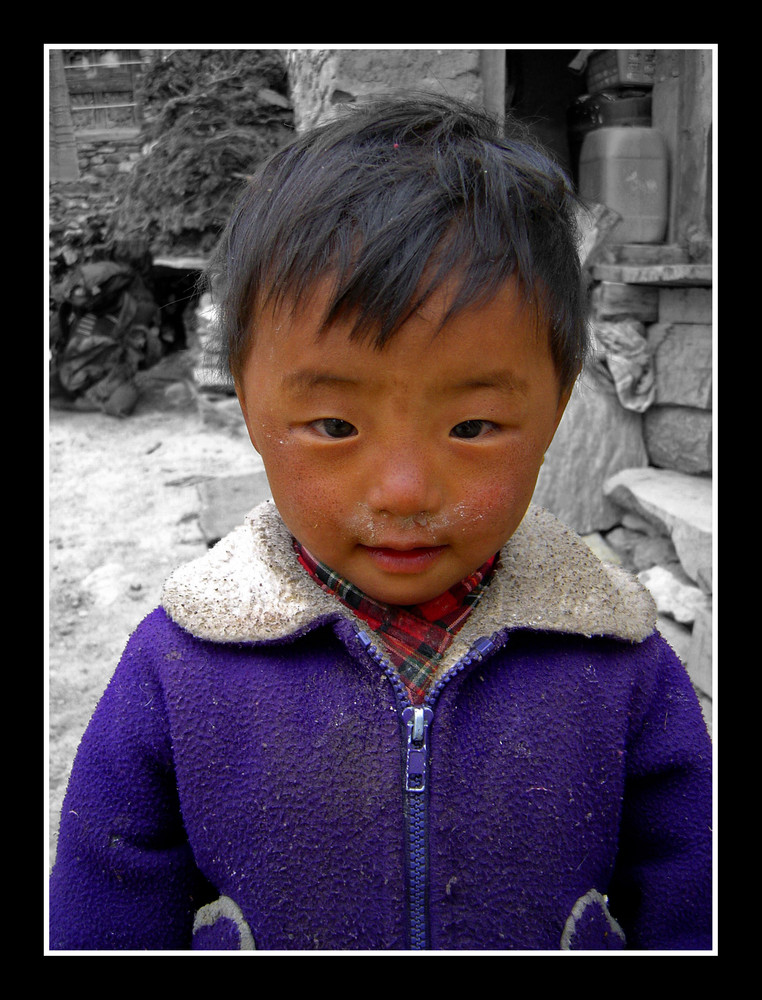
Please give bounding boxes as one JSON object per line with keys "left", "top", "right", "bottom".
{"left": 254, "top": 273, "right": 544, "bottom": 351}
{"left": 243, "top": 276, "right": 555, "bottom": 399}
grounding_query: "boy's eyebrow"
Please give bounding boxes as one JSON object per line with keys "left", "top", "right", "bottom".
{"left": 281, "top": 368, "right": 530, "bottom": 395}
{"left": 281, "top": 370, "right": 362, "bottom": 392}
{"left": 448, "top": 371, "right": 530, "bottom": 395}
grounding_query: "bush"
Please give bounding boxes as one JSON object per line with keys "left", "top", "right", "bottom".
{"left": 111, "top": 49, "right": 294, "bottom": 255}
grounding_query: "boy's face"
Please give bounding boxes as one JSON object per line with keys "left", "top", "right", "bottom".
{"left": 236, "top": 279, "right": 572, "bottom": 606}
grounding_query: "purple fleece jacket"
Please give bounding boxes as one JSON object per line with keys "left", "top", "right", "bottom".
{"left": 49, "top": 502, "right": 713, "bottom": 951}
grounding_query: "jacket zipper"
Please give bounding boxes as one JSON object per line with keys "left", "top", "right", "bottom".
{"left": 356, "top": 629, "right": 500, "bottom": 949}
{"left": 402, "top": 703, "right": 433, "bottom": 948}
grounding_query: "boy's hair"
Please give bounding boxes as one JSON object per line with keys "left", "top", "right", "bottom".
{"left": 209, "top": 93, "right": 588, "bottom": 391}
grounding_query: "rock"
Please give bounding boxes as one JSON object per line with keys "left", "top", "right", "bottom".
{"left": 630, "top": 533, "right": 679, "bottom": 572}
{"left": 648, "top": 323, "right": 712, "bottom": 409}
{"left": 580, "top": 532, "right": 622, "bottom": 564}
{"left": 621, "top": 510, "right": 660, "bottom": 535}
{"left": 658, "top": 287, "right": 712, "bottom": 325}
{"left": 604, "top": 525, "right": 643, "bottom": 560}
{"left": 638, "top": 564, "right": 710, "bottom": 624}
{"left": 603, "top": 467, "right": 712, "bottom": 588}
{"left": 644, "top": 405, "right": 712, "bottom": 475}
{"left": 199, "top": 395, "right": 248, "bottom": 435}
{"left": 197, "top": 471, "right": 272, "bottom": 545}
{"left": 604, "top": 523, "right": 679, "bottom": 574}
{"left": 533, "top": 376, "right": 649, "bottom": 535}
{"left": 80, "top": 562, "right": 137, "bottom": 608}
{"left": 163, "top": 381, "right": 197, "bottom": 411}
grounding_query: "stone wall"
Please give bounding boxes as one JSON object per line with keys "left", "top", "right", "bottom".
{"left": 75, "top": 131, "right": 143, "bottom": 183}
{"left": 536, "top": 276, "right": 714, "bottom": 727}
{"left": 286, "top": 48, "right": 485, "bottom": 129}
{"left": 646, "top": 287, "right": 713, "bottom": 474}
{"left": 604, "top": 282, "right": 713, "bottom": 726}
{"left": 50, "top": 132, "right": 143, "bottom": 271}
{"left": 535, "top": 279, "right": 712, "bottom": 532}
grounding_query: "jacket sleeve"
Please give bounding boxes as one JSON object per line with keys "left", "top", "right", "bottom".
{"left": 607, "top": 632, "right": 713, "bottom": 950}
{"left": 49, "top": 623, "right": 214, "bottom": 950}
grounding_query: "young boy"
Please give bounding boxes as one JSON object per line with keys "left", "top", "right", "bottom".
{"left": 49, "top": 95, "right": 712, "bottom": 952}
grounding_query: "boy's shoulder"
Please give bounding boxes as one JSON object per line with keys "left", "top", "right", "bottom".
{"left": 482, "top": 504, "right": 657, "bottom": 644}
{"left": 160, "top": 501, "right": 657, "bottom": 647}
{"left": 161, "top": 500, "right": 349, "bottom": 645}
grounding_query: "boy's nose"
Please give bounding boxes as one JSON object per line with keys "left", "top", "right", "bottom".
{"left": 365, "top": 446, "right": 443, "bottom": 520}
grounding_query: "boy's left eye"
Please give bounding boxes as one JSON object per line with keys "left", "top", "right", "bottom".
{"left": 311, "top": 418, "right": 357, "bottom": 439}
{"left": 450, "top": 420, "right": 496, "bottom": 439}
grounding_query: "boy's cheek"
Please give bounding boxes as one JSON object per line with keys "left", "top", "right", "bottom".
{"left": 258, "top": 447, "right": 340, "bottom": 520}
{"left": 456, "top": 482, "right": 532, "bottom": 537}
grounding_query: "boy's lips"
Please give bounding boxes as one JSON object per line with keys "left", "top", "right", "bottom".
{"left": 359, "top": 543, "right": 447, "bottom": 574}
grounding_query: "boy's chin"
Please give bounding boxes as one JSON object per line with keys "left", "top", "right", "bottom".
{"left": 349, "top": 547, "right": 461, "bottom": 606}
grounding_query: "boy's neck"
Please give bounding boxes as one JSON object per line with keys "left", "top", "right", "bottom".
{"left": 293, "top": 538, "right": 497, "bottom": 704}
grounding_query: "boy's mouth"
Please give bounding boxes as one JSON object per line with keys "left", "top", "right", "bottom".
{"left": 359, "top": 544, "right": 447, "bottom": 574}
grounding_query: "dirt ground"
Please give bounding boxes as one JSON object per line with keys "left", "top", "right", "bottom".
{"left": 47, "top": 386, "right": 264, "bottom": 862}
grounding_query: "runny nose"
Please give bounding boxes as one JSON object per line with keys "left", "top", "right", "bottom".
{"left": 366, "top": 446, "right": 442, "bottom": 520}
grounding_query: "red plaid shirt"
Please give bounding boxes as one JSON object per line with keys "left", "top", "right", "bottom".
{"left": 294, "top": 540, "right": 497, "bottom": 704}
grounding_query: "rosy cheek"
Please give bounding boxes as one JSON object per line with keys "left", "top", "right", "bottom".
{"left": 449, "top": 476, "right": 533, "bottom": 534}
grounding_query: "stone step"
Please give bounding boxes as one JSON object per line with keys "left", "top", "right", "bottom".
{"left": 603, "top": 467, "right": 712, "bottom": 590}
{"left": 533, "top": 376, "right": 649, "bottom": 536}
{"left": 197, "top": 472, "right": 272, "bottom": 546}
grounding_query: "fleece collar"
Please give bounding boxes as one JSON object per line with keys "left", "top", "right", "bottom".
{"left": 161, "top": 501, "right": 656, "bottom": 659}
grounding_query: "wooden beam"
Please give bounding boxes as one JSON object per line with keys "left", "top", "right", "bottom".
{"left": 480, "top": 50, "right": 506, "bottom": 126}
{"left": 652, "top": 49, "right": 713, "bottom": 254}
{"left": 590, "top": 262, "right": 712, "bottom": 286}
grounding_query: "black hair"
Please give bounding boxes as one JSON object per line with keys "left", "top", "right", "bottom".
{"left": 208, "top": 93, "right": 588, "bottom": 391}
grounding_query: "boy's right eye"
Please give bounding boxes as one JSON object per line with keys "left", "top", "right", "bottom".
{"left": 311, "top": 418, "right": 357, "bottom": 439}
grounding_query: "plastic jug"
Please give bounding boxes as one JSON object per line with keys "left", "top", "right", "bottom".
{"left": 578, "top": 125, "right": 668, "bottom": 243}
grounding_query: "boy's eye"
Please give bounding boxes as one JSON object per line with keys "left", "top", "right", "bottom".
{"left": 312, "top": 418, "right": 357, "bottom": 439}
{"left": 450, "top": 419, "right": 495, "bottom": 439}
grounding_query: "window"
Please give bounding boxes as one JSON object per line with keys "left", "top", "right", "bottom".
{"left": 63, "top": 49, "right": 151, "bottom": 132}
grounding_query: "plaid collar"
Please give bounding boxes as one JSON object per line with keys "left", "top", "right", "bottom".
{"left": 293, "top": 540, "right": 497, "bottom": 704}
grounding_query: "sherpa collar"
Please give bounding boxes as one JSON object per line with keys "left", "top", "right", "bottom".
{"left": 161, "top": 501, "right": 656, "bottom": 658}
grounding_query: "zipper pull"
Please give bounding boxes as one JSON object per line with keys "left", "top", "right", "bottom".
{"left": 471, "top": 635, "right": 497, "bottom": 659}
{"left": 403, "top": 706, "right": 433, "bottom": 793}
